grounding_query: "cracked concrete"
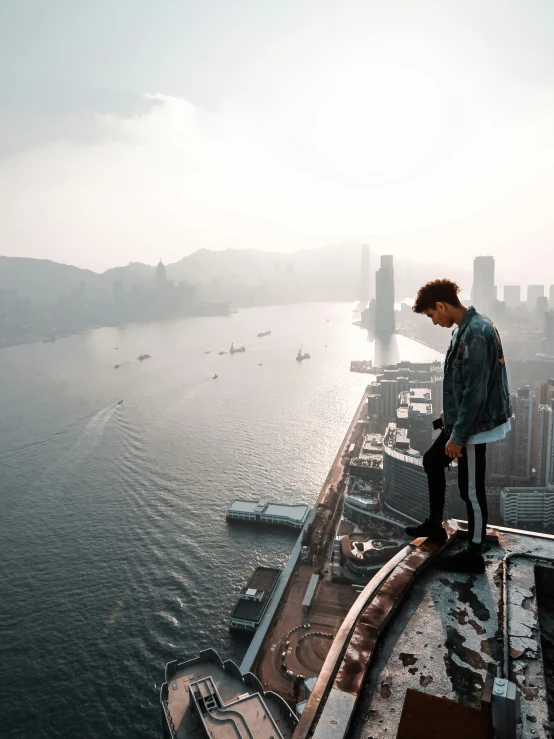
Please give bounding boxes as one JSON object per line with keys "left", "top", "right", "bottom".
{"left": 345, "top": 531, "right": 554, "bottom": 739}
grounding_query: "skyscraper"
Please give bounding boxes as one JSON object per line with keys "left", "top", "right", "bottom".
{"left": 504, "top": 285, "right": 521, "bottom": 308}
{"left": 549, "top": 284, "right": 554, "bottom": 308}
{"left": 375, "top": 255, "right": 395, "bottom": 334}
{"left": 471, "top": 256, "right": 496, "bottom": 315}
{"left": 536, "top": 405, "right": 554, "bottom": 488}
{"left": 512, "top": 386, "right": 534, "bottom": 484}
{"left": 359, "top": 244, "right": 370, "bottom": 304}
{"left": 527, "top": 284, "right": 544, "bottom": 310}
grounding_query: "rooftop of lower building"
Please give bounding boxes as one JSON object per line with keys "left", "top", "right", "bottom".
{"left": 163, "top": 649, "right": 296, "bottom": 739}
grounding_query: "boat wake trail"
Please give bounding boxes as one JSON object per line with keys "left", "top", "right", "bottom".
{"left": 41, "top": 404, "right": 118, "bottom": 476}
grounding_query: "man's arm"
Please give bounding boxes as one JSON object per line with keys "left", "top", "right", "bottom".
{"left": 449, "top": 333, "right": 491, "bottom": 446}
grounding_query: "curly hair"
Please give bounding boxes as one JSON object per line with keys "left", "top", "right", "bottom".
{"left": 412, "top": 279, "right": 462, "bottom": 313}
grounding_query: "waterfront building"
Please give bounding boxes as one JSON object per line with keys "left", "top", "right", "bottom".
{"left": 550, "top": 284, "right": 554, "bottom": 308}
{"left": 226, "top": 500, "right": 309, "bottom": 529}
{"left": 471, "top": 256, "right": 496, "bottom": 316}
{"left": 339, "top": 534, "right": 404, "bottom": 576}
{"left": 161, "top": 648, "right": 296, "bottom": 739}
{"left": 381, "top": 423, "right": 464, "bottom": 523}
{"left": 375, "top": 255, "right": 395, "bottom": 333}
{"left": 396, "top": 388, "right": 433, "bottom": 452}
{"left": 501, "top": 487, "right": 554, "bottom": 528}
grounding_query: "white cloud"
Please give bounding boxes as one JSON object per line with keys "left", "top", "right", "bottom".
{"left": 1, "top": 82, "right": 554, "bottom": 283}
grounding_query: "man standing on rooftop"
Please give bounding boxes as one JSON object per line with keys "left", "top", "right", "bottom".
{"left": 405, "top": 279, "right": 512, "bottom": 573}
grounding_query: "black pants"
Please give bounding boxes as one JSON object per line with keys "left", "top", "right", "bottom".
{"left": 423, "top": 430, "right": 488, "bottom": 547}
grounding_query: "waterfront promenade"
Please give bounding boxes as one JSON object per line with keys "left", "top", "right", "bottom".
{"left": 249, "top": 388, "right": 371, "bottom": 700}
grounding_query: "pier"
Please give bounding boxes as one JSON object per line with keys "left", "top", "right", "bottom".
{"left": 226, "top": 500, "right": 309, "bottom": 529}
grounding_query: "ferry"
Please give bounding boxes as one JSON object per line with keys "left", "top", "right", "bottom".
{"left": 257, "top": 330, "right": 271, "bottom": 338}
{"left": 137, "top": 353, "right": 151, "bottom": 361}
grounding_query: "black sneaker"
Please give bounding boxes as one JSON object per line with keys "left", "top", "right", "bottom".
{"left": 435, "top": 549, "right": 485, "bottom": 574}
{"left": 404, "top": 519, "right": 447, "bottom": 543}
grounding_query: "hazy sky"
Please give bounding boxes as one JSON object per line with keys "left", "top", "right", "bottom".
{"left": 1, "top": 0, "right": 554, "bottom": 283}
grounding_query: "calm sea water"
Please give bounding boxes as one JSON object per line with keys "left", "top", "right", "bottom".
{"left": 0, "top": 303, "right": 442, "bottom": 738}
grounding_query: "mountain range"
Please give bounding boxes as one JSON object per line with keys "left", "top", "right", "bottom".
{"left": 0, "top": 243, "right": 471, "bottom": 307}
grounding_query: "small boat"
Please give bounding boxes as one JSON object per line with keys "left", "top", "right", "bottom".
{"left": 218, "top": 350, "right": 226, "bottom": 355}
{"left": 137, "top": 354, "right": 151, "bottom": 361}
{"left": 213, "top": 374, "right": 218, "bottom": 379}
{"left": 117, "top": 400, "right": 124, "bottom": 406}
{"left": 259, "top": 363, "right": 263, "bottom": 366}
{"left": 296, "top": 345, "right": 310, "bottom": 362}
{"left": 230, "top": 342, "right": 246, "bottom": 354}
{"left": 257, "top": 330, "right": 271, "bottom": 338}
{"left": 114, "top": 364, "right": 121, "bottom": 369}
{"left": 205, "top": 350, "right": 211, "bottom": 354}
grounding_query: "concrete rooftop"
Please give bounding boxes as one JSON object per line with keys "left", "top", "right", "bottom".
{"left": 294, "top": 524, "right": 554, "bottom": 739}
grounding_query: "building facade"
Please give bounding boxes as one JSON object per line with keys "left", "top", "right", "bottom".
{"left": 375, "top": 255, "right": 395, "bottom": 334}
{"left": 471, "top": 256, "right": 496, "bottom": 316}
{"left": 501, "top": 487, "right": 554, "bottom": 529}
{"left": 382, "top": 424, "right": 464, "bottom": 523}
{"left": 512, "top": 386, "right": 534, "bottom": 484}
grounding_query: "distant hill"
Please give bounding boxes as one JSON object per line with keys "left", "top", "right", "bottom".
{"left": 0, "top": 245, "right": 471, "bottom": 306}
{"left": 0, "top": 256, "right": 101, "bottom": 303}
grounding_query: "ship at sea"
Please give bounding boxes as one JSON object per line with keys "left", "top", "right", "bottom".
{"left": 257, "top": 330, "right": 271, "bottom": 338}
{"left": 296, "top": 345, "right": 310, "bottom": 362}
{"left": 229, "top": 342, "right": 246, "bottom": 354}
{"left": 137, "top": 353, "right": 151, "bottom": 361}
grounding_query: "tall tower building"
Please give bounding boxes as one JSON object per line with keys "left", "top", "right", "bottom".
{"left": 471, "top": 256, "right": 496, "bottom": 315}
{"left": 512, "top": 386, "right": 534, "bottom": 484}
{"left": 527, "top": 284, "right": 544, "bottom": 310}
{"left": 536, "top": 405, "right": 554, "bottom": 487}
{"left": 375, "top": 255, "right": 395, "bottom": 334}
{"left": 504, "top": 285, "right": 521, "bottom": 308}
{"left": 359, "top": 244, "right": 370, "bottom": 304}
{"left": 156, "top": 259, "right": 167, "bottom": 288}
{"left": 549, "top": 284, "right": 554, "bottom": 308}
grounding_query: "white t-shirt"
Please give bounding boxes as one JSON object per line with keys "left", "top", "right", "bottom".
{"left": 448, "top": 328, "right": 512, "bottom": 446}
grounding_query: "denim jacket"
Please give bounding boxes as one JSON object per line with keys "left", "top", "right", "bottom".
{"left": 443, "top": 306, "right": 512, "bottom": 446}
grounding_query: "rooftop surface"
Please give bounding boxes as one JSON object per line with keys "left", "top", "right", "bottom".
{"left": 241, "top": 566, "right": 282, "bottom": 594}
{"left": 294, "top": 523, "right": 554, "bottom": 739}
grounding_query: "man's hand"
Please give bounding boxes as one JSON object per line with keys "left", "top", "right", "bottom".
{"left": 445, "top": 439, "right": 464, "bottom": 459}
{"left": 440, "top": 411, "right": 444, "bottom": 424}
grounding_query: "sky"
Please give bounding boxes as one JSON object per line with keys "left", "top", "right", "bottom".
{"left": 1, "top": 0, "right": 554, "bottom": 284}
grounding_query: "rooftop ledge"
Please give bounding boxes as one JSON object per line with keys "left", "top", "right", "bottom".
{"left": 293, "top": 521, "right": 554, "bottom": 739}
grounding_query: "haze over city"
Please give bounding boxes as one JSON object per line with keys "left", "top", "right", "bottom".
{"left": 3, "top": 4, "right": 554, "bottom": 739}
{"left": 1, "top": 0, "right": 554, "bottom": 283}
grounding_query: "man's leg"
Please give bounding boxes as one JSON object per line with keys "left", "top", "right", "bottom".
{"left": 437, "top": 442, "right": 487, "bottom": 573}
{"left": 405, "top": 430, "right": 450, "bottom": 540}
{"left": 423, "top": 429, "right": 452, "bottom": 525}
{"left": 462, "top": 443, "right": 488, "bottom": 550}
